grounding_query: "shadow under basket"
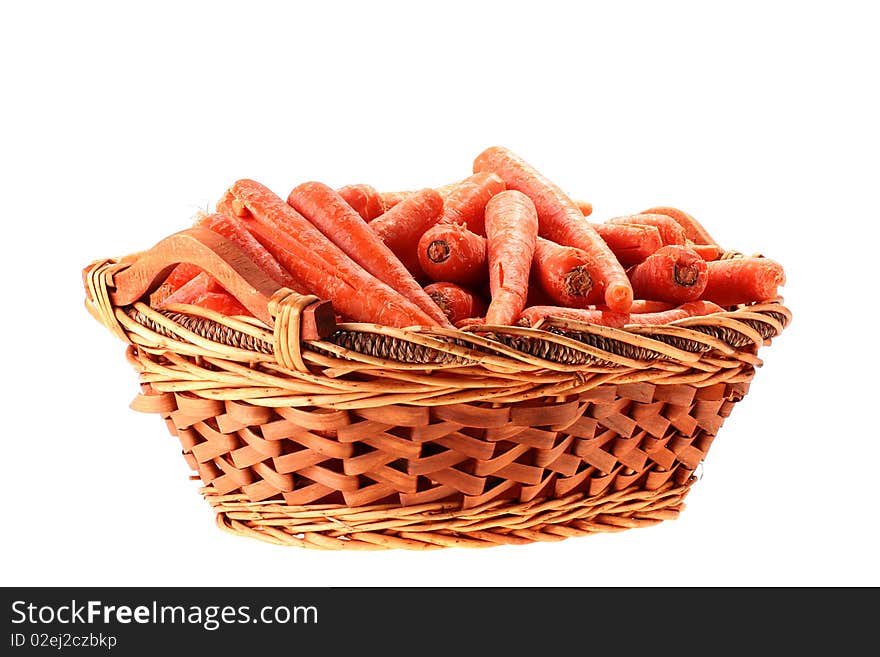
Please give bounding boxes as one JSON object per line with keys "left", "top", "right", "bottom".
{"left": 83, "top": 231, "right": 791, "bottom": 550}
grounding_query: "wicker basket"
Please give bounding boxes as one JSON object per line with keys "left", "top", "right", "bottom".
{"left": 83, "top": 227, "right": 791, "bottom": 550}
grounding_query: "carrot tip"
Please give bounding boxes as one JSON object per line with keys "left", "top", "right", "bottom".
{"left": 605, "top": 283, "right": 634, "bottom": 311}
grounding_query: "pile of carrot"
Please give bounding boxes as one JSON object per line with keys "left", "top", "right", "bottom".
{"left": 150, "top": 146, "right": 786, "bottom": 331}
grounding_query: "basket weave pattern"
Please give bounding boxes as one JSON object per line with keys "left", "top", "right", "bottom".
{"left": 85, "top": 255, "right": 790, "bottom": 550}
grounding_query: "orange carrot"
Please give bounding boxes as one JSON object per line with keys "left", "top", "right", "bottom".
{"left": 230, "top": 179, "right": 437, "bottom": 328}
{"left": 628, "top": 244, "right": 708, "bottom": 305}
{"left": 518, "top": 306, "right": 630, "bottom": 328}
{"left": 196, "top": 212, "right": 304, "bottom": 293}
{"left": 605, "top": 213, "right": 686, "bottom": 246}
{"left": 625, "top": 300, "right": 725, "bottom": 325}
{"left": 702, "top": 257, "right": 786, "bottom": 306}
{"left": 484, "top": 190, "right": 539, "bottom": 326}
{"left": 337, "top": 184, "right": 385, "bottom": 221}
{"left": 474, "top": 146, "right": 633, "bottom": 312}
{"left": 575, "top": 200, "right": 593, "bottom": 216}
{"left": 592, "top": 223, "right": 664, "bottom": 267}
{"left": 423, "top": 282, "right": 487, "bottom": 325}
{"left": 642, "top": 206, "right": 716, "bottom": 245}
{"left": 417, "top": 221, "right": 487, "bottom": 286}
{"left": 369, "top": 188, "right": 445, "bottom": 278}
{"left": 438, "top": 171, "right": 506, "bottom": 235}
{"left": 532, "top": 237, "right": 598, "bottom": 308}
{"left": 287, "top": 181, "right": 450, "bottom": 327}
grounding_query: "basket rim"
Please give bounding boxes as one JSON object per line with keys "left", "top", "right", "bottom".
{"left": 85, "top": 255, "right": 791, "bottom": 409}
{"left": 117, "top": 294, "right": 790, "bottom": 366}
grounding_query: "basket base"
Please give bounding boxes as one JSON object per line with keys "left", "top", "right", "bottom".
{"left": 205, "top": 478, "right": 695, "bottom": 550}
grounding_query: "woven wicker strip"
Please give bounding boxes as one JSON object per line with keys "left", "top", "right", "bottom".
{"left": 207, "top": 480, "right": 693, "bottom": 549}
{"left": 84, "top": 252, "right": 791, "bottom": 550}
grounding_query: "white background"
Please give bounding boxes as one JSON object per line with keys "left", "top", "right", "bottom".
{"left": 2, "top": 1, "right": 877, "bottom": 587}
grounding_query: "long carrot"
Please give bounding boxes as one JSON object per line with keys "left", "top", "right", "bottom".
{"left": 437, "top": 171, "right": 506, "bottom": 235}
{"left": 484, "top": 190, "right": 539, "bottom": 326}
{"left": 337, "top": 184, "right": 385, "bottom": 221}
{"left": 417, "top": 221, "right": 487, "bottom": 286}
{"left": 474, "top": 146, "right": 633, "bottom": 312}
{"left": 625, "top": 300, "right": 725, "bottom": 325}
{"left": 518, "top": 306, "right": 630, "bottom": 329}
{"left": 592, "top": 223, "right": 664, "bottom": 267}
{"left": 423, "top": 282, "right": 487, "bottom": 325}
{"left": 605, "top": 213, "right": 686, "bottom": 246}
{"left": 287, "top": 181, "right": 451, "bottom": 327}
{"left": 196, "top": 212, "right": 304, "bottom": 293}
{"left": 642, "top": 206, "right": 716, "bottom": 245}
{"left": 628, "top": 244, "right": 708, "bottom": 305}
{"left": 369, "top": 187, "right": 445, "bottom": 278}
{"left": 702, "top": 257, "right": 786, "bottom": 306}
{"left": 229, "top": 179, "right": 437, "bottom": 328}
{"left": 532, "top": 237, "right": 598, "bottom": 308}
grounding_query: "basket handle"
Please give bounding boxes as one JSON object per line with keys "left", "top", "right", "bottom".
{"left": 89, "top": 226, "right": 336, "bottom": 340}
